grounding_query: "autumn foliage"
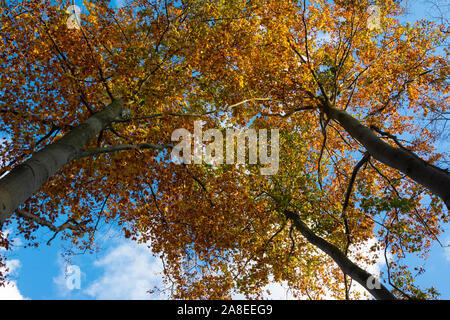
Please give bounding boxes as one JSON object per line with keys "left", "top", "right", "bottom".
{"left": 0, "top": 0, "right": 448, "bottom": 299}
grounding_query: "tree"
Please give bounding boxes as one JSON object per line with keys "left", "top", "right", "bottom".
{"left": 0, "top": 0, "right": 448, "bottom": 299}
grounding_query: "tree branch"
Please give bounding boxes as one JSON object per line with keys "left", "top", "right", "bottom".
{"left": 15, "top": 209, "right": 91, "bottom": 245}
{"left": 76, "top": 143, "right": 174, "bottom": 159}
{"left": 283, "top": 209, "right": 396, "bottom": 300}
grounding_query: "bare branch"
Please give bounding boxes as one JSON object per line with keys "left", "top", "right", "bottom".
{"left": 76, "top": 143, "right": 174, "bottom": 159}
{"left": 15, "top": 209, "right": 91, "bottom": 245}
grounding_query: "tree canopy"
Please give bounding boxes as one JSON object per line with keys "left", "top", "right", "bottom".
{"left": 0, "top": 0, "right": 448, "bottom": 299}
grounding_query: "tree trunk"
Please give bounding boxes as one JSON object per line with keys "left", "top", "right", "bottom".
{"left": 0, "top": 100, "right": 123, "bottom": 224}
{"left": 284, "top": 210, "right": 396, "bottom": 300}
{"left": 324, "top": 103, "right": 450, "bottom": 209}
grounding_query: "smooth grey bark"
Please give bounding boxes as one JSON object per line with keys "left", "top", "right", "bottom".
{"left": 284, "top": 210, "right": 396, "bottom": 300}
{"left": 324, "top": 103, "right": 450, "bottom": 209}
{"left": 0, "top": 99, "right": 123, "bottom": 224}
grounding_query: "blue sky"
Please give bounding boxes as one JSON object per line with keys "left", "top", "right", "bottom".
{"left": 0, "top": 0, "right": 449, "bottom": 300}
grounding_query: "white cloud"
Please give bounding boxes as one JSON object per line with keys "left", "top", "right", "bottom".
{"left": 0, "top": 259, "right": 25, "bottom": 300}
{"left": 0, "top": 229, "right": 26, "bottom": 300}
{"left": 84, "top": 240, "right": 166, "bottom": 300}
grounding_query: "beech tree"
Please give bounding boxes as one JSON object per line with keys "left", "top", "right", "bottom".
{"left": 0, "top": 0, "right": 448, "bottom": 299}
